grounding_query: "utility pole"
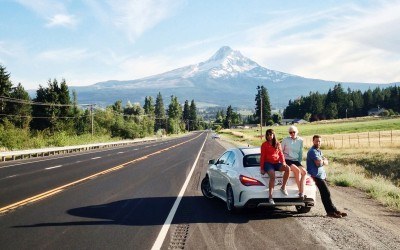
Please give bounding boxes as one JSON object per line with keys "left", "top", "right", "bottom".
{"left": 260, "top": 95, "right": 263, "bottom": 140}
{"left": 90, "top": 104, "right": 95, "bottom": 137}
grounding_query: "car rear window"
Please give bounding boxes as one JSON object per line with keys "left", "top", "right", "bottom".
{"left": 243, "top": 154, "right": 260, "bottom": 167}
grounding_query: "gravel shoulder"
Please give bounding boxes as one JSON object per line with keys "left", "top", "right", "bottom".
{"left": 300, "top": 185, "right": 400, "bottom": 249}
{"left": 216, "top": 137, "right": 400, "bottom": 249}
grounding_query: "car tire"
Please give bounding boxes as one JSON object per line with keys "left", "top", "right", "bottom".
{"left": 201, "top": 176, "right": 214, "bottom": 199}
{"left": 226, "top": 185, "right": 236, "bottom": 213}
{"left": 295, "top": 205, "right": 311, "bottom": 214}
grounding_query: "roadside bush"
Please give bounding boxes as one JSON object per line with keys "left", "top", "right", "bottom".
{"left": 0, "top": 122, "right": 31, "bottom": 150}
{"left": 214, "top": 125, "right": 222, "bottom": 132}
{"left": 47, "top": 131, "right": 71, "bottom": 147}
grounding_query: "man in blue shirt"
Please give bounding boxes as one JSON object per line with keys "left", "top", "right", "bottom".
{"left": 307, "top": 135, "right": 348, "bottom": 218}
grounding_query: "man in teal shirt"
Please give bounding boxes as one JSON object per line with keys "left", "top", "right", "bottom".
{"left": 307, "top": 135, "right": 347, "bottom": 218}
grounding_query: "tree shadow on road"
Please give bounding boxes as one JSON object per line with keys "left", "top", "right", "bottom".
{"left": 14, "top": 195, "right": 313, "bottom": 228}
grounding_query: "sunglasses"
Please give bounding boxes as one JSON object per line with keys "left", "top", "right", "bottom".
{"left": 289, "top": 131, "right": 296, "bottom": 134}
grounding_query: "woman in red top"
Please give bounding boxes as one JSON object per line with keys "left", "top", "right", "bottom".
{"left": 260, "top": 129, "right": 290, "bottom": 204}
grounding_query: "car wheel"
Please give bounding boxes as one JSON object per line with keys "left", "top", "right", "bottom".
{"left": 295, "top": 205, "right": 311, "bottom": 214}
{"left": 201, "top": 176, "right": 214, "bottom": 199}
{"left": 226, "top": 185, "right": 236, "bottom": 212}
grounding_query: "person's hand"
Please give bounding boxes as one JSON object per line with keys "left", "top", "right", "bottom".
{"left": 321, "top": 157, "right": 328, "bottom": 166}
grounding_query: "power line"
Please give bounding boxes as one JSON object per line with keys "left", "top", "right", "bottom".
{"left": 0, "top": 113, "right": 90, "bottom": 119}
{"left": 0, "top": 96, "right": 93, "bottom": 107}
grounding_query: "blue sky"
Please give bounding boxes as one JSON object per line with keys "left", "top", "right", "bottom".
{"left": 1, "top": 0, "right": 400, "bottom": 90}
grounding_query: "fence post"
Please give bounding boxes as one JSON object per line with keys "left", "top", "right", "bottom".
{"left": 379, "top": 131, "right": 381, "bottom": 146}
{"left": 391, "top": 130, "right": 393, "bottom": 144}
{"left": 358, "top": 134, "right": 360, "bottom": 147}
{"left": 342, "top": 135, "right": 344, "bottom": 148}
{"left": 368, "top": 132, "right": 370, "bottom": 147}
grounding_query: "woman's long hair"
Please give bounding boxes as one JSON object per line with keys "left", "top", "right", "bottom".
{"left": 265, "top": 129, "right": 279, "bottom": 149}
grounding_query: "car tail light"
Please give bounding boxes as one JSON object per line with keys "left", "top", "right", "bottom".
{"left": 239, "top": 175, "right": 265, "bottom": 186}
{"left": 306, "top": 177, "right": 315, "bottom": 186}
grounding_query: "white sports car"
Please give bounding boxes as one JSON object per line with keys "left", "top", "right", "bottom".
{"left": 201, "top": 147, "right": 317, "bottom": 213}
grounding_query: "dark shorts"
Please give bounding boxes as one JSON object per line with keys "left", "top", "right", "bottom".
{"left": 286, "top": 159, "right": 304, "bottom": 167}
{"left": 264, "top": 162, "right": 283, "bottom": 172}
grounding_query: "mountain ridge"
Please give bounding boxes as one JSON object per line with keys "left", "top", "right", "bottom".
{"left": 71, "top": 46, "right": 398, "bottom": 109}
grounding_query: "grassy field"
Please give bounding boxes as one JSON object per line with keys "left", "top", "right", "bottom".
{"left": 219, "top": 116, "right": 400, "bottom": 211}
{"left": 222, "top": 116, "right": 400, "bottom": 147}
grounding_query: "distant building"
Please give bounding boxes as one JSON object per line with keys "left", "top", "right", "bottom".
{"left": 368, "top": 108, "right": 386, "bottom": 116}
{"left": 281, "top": 119, "right": 308, "bottom": 125}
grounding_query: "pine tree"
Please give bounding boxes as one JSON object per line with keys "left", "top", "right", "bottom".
{"left": 112, "top": 100, "right": 123, "bottom": 114}
{"left": 255, "top": 85, "right": 272, "bottom": 125}
{"left": 143, "top": 96, "right": 155, "bottom": 115}
{"left": 182, "top": 100, "right": 190, "bottom": 130}
{"left": 167, "top": 95, "right": 182, "bottom": 134}
{"left": 363, "top": 89, "right": 374, "bottom": 114}
{"left": 154, "top": 92, "right": 166, "bottom": 132}
{"left": 224, "top": 105, "right": 233, "bottom": 128}
{"left": 0, "top": 64, "right": 13, "bottom": 117}
{"left": 189, "top": 100, "right": 197, "bottom": 131}
{"left": 31, "top": 79, "right": 73, "bottom": 132}
{"left": 58, "top": 79, "right": 72, "bottom": 117}
{"left": 7, "top": 83, "right": 31, "bottom": 128}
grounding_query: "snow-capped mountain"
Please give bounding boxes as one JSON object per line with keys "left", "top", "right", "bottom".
{"left": 71, "top": 46, "right": 395, "bottom": 109}
{"left": 93, "top": 46, "right": 294, "bottom": 90}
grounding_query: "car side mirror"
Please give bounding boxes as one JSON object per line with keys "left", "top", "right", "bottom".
{"left": 208, "top": 159, "right": 216, "bottom": 165}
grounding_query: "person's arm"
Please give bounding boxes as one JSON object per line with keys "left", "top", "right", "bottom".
{"left": 313, "top": 152, "right": 328, "bottom": 167}
{"left": 298, "top": 139, "right": 303, "bottom": 163}
{"left": 281, "top": 138, "right": 287, "bottom": 156}
{"left": 260, "top": 143, "right": 265, "bottom": 174}
{"left": 278, "top": 143, "right": 286, "bottom": 165}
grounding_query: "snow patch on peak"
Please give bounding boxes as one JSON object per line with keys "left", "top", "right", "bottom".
{"left": 203, "top": 46, "right": 260, "bottom": 78}
{"left": 209, "top": 46, "right": 234, "bottom": 61}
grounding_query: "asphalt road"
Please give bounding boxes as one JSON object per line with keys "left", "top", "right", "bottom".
{"left": 0, "top": 132, "right": 324, "bottom": 249}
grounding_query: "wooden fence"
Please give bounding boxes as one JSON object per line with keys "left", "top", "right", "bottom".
{"left": 302, "top": 130, "right": 400, "bottom": 149}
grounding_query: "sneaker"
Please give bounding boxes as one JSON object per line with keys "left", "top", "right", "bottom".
{"left": 335, "top": 211, "right": 348, "bottom": 217}
{"left": 298, "top": 193, "right": 304, "bottom": 200}
{"left": 327, "top": 212, "right": 342, "bottom": 218}
{"left": 269, "top": 198, "right": 275, "bottom": 205}
{"left": 280, "top": 187, "right": 288, "bottom": 196}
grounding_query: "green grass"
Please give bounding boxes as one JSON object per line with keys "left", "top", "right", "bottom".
{"left": 0, "top": 127, "right": 120, "bottom": 150}
{"left": 328, "top": 165, "right": 400, "bottom": 210}
{"left": 222, "top": 116, "right": 400, "bottom": 147}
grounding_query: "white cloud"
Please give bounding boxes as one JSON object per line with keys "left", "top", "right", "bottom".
{"left": 119, "top": 55, "right": 179, "bottom": 79}
{"left": 15, "top": 0, "right": 65, "bottom": 15}
{"left": 86, "top": 0, "right": 184, "bottom": 42}
{"left": 37, "top": 48, "right": 93, "bottom": 62}
{"left": 46, "top": 14, "right": 77, "bottom": 28}
{"left": 15, "top": 0, "right": 77, "bottom": 28}
{"left": 237, "top": 1, "right": 400, "bottom": 83}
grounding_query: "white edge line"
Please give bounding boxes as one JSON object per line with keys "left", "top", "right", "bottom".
{"left": 45, "top": 165, "right": 63, "bottom": 170}
{"left": 91, "top": 157, "right": 101, "bottom": 160}
{"left": 151, "top": 133, "right": 207, "bottom": 250}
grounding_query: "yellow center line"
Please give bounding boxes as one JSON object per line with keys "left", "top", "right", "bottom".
{"left": 0, "top": 133, "right": 203, "bottom": 215}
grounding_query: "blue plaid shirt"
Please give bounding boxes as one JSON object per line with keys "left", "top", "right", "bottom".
{"left": 306, "top": 146, "right": 326, "bottom": 179}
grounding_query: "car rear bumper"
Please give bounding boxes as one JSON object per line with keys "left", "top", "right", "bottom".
{"left": 244, "top": 197, "right": 315, "bottom": 208}
{"left": 236, "top": 186, "right": 316, "bottom": 208}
